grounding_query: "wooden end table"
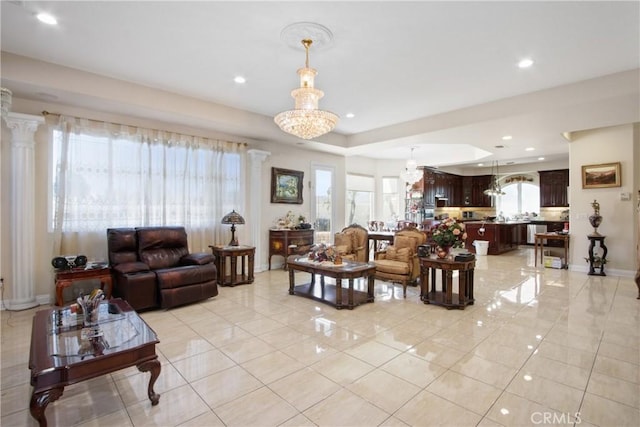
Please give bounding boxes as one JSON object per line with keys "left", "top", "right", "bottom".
{"left": 287, "top": 256, "right": 375, "bottom": 309}
{"left": 209, "top": 245, "right": 255, "bottom": 286}
{"left": 55, "top": 266, "right": 113, "bottom": 306}
{"left": 534, "top": 232, "right": 570, "bottom": 269}
{"left": 29, "top": 298, "right": 160, "bottom": 426}
{"left": 419, "top": 256, "right": 476, "bottom": 309}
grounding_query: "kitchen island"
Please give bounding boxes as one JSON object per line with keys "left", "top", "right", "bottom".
{"left": 464, "top": 221, "right": 529, "bottom": 255}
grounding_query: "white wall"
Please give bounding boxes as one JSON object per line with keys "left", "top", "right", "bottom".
{"left": 569, "top": 124, "right": 638, "bottom": 274}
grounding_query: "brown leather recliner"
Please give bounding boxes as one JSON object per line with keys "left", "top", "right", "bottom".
{"left": 107, "top": 226, "right": 218, "bottom": 310}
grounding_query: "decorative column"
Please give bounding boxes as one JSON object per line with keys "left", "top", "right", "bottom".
{"left": 3, "top": 112, "right": 45, "bottom": 309}
{"left": 247, "top": 149, "right": 270, "bottom": 271}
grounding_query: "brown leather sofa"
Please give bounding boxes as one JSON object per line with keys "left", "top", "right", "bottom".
{"left": 107, "top": 226, "right": 218, "bottom": 310}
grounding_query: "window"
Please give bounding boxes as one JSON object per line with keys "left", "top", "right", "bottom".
{"left": 498, "top": 182, "right": 540, "bottom": 216}
{"left": 311, "top": 165, "right": 334, "bottom": 244}
{"left": 346, "top": 174, "right": 374, "bottom": 227}
{"left": 382, "top": 177, "right": 400, "bottom": 222}
{"left": 50, "top": 117, "right": 244, "bottom": 234}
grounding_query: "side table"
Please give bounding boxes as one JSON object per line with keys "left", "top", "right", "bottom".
{"left": 587, "top": 235, "right": 607, "bottom": 276}
{"left": 55, "top": 267, "right": 113, "bottom": 306}
{"left": 419, "top": 256, "right": 476, "bottom": 309}
{"left": 209, "top": 245, "right": 255, "bottom": 286}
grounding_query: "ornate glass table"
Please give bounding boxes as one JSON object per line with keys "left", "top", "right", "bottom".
{"left": 29, "top": 298, "right": 160, "bottom": 426}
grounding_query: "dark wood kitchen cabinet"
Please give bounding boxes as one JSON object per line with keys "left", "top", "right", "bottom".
{"left": 470, "top": 175, "right": 493, "bottom": 207}
{"left": 539, "top": 169, "right": 569, "bottom": 207}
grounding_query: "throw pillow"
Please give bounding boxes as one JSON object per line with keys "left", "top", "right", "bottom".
{"left": 334, "top": 232, "right": 353, "bottom": 253}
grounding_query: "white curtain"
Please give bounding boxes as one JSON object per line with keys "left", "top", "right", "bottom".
{"left": 50, "top": 115, "right": 246, "bottom": 261}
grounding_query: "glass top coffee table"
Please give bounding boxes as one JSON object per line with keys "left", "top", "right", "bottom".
{"left": 29, "top": 298, "right": 160, "bottom": 426}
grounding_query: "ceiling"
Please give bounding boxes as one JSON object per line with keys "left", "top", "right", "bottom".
{"left": 1, "top": 1, "right": 639, "bottom": 169}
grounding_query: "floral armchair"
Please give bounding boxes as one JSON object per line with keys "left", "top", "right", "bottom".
{"left": 334, "top": 224, "right": 369, "bottom": 262}
{"left": 373, "top": 226, "right": 427, "bottom": 297}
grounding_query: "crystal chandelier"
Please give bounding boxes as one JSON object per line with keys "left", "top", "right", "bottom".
{"left": 274, "top": 39, "right": 339, "bottom": 140}
{"left": 484, "top": 161, "right": 506, "bottom": 197}
{"left": 400, "top": 148, "right": 422, "bottom": 184}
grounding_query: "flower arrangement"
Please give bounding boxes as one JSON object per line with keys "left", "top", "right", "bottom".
{"left": 309, "top": 243, "right": 338, "bottom": 262}
{"left": 275, "top": 211, "right": 310, "bottom": 229}
{"left": 431, "top": 218, "right": 467, "bottom": 249}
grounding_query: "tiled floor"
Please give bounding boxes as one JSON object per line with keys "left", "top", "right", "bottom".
{"left": 2, "top": 248, "right": 639, "bottom": 426}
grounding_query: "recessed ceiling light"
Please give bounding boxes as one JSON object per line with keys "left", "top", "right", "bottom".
{"left": 538, "top": 157, "right": 545, "bottom": 161}
{"left": 525, "top": 147, "right": 535, "bottom": 151}
{"left": 36, "top": 12, "right": 57, "bottom": 25}
{"left": 233, "top": 76, "right": 246, "bottom": 84}
{"left": 518, "top": 58, "right": 534, "bottom": 68}
{"left": 345, "top": 113, "right": 355, "bottom": 119}
{"left": 494, "top": 145, "right": 505, "bottom": 149}
{"left": 506, "top": 161, "right": 515, "bottom": 165}
{"left": 502, "top": 135, "right": 512, "bottom": 140}
{"left": 477, "top": 163, "right": 484, "bottom": 166}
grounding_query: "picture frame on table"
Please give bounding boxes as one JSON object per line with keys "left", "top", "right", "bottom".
{"left": 271, "top": 167, "right": 303, "bottom": 204}
{"left": 581, "top": 162, "right": 621, "bottom": 189}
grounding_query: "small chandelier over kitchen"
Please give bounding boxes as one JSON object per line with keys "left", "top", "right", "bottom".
{"left": 484, "top": 161, "right": 506, "bottom": 197}
{"left": 400, "top": 147, "right": 422, "bottom": 185}
{"left": 274, "top": 39, "right": 339, "bottom": 140}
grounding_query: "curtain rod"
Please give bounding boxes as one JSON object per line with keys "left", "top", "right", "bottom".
{"left": 41, "top": 110, "right": 248, "bottom": 147}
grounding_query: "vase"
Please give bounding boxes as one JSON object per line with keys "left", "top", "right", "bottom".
{"left": 436, "top": 246, "right": 450, "bottom": 259}
{"left": 588, "top": 214, "right": 602, "bottom": 236}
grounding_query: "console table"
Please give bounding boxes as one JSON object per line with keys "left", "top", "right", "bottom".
{"left": 419, "top": 256, "right": 476, "bottom": 309}
{"left": 209, "top": 245, "right": 255, "bottom": 286}
{"left": 55, "top": 267, "right": 113, "bottom": 306}
{"left": 268, "top": 229, "right": 314, "bottom": 270}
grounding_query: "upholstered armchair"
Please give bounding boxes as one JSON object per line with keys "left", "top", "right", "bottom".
{"left": 373, "top": 226, "right": 427, "bottom": 297}
{"left": 334, "top": 224, "right": 369, "bottom": 262}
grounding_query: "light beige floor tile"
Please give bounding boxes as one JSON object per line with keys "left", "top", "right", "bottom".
{"left": 157, "top": 335, "right": 215, "bottom": 363}
{"left": 269, "top": 367, "right": 341, "bottom": 411}
{"left": 476, "top": 417, "right": 504, "bottom": 427}
{"left": 172, "top": 348, "right": 236, "bottom": 383}
{"left": 379, "top": 415, "right": 412, "bottom": 426}
{"left": 373, "top": 327, "right": 437, "bottom": 351}
{"left": 0, "top": 383, "right": 31, "bottom": 417}
{"left": 303, "top": 388, "right": 389, "bottom": 426}
{"left": 2, "top": 409, "right": 43, "bottom": 427}
{"left": 346, "top": 369, "right": 421, "bottom": 414}
{"left": 191, "top": 365, "right": 263, "bottom": 408}
{"left": 237, "top": 316, "right": 286, "bottom": 335}
{"left": 598, "top": 340, "right": 640, "bottom": 365}
{"left": 310, "top": 352, "right": 374, "bottom": 385}
{"left": 198, "top": 324, "right": 253, "bottom": 347}
{"left": 586, "top": 371, "right": 639, "bottom": 408}
{"left": 426, "top": 370, "right": 502, "bottom": 415}
{"left": 408, "top": 339, "right": 468, "bottom": 368}
{"left": 279, "top": 337, "right": 337, "bottom": 366}
{"left": 240, "top": 350, "right": 305, "bottom": 384}
{"left": 177, "top": 410, "right": 225, "bottom": 427}
{"left": 316, "top": 325, "right": 367, "bottom": 351}
{"left": 531, "top": 341, "right": 596, "bottom": 370}
{"left": 579, "top": 392, "right": 640, "bottom": 427}
{"left": 126, "top": 384, "right": 209, "bottom": 427}
{"left": 381, "top": 352, "right": 446, "bottom": 388}
{"left": 506, "top": 370, "right": 583, "bottom": 414}
{"left": 218, "top": 335, "right": 277, "bottom": 363}
{"left": 450, "top": 353, "right": 518, "bottom": 388}
{"left": 115, "top": 362, "right": 187, "bottom": 406}
{"left": 593, "top": 354, "right": 639, "bottom": 383}
{"left": 77, "top": 409, "right": 134, "bottom": 427}
{"left": 522, "top": 353, "right": 591, "bottom": 390}
{"left": 215, "top": 386, "right": 299, "bottom": 427}
{"left": 257, "top": 326, "right": 311, "bottom": 349}
{"left": 278, "top": 413, "right": 317, "bottom": 427}
{"left": 485, "top": 391, "right": 578, "bottom": 427}
{"left": 395, "top": 390, "right": 482, "bottom": 426}
{"left": 344, "top": 339, "right": 402, "bottom": 367}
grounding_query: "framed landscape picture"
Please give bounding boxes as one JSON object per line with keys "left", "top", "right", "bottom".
{"left": 271, "top": 167, "right": 303, "bottom": 204}
{"left": 581, "top": 162, "right": 621, "bottom": 189}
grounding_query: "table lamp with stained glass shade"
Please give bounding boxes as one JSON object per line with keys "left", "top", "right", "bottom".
{"left": 221, "top": 210, "right": 245, "bottom": 246}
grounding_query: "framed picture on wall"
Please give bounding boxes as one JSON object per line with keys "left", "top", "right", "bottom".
{"left": 581, "top": 162, "right": 621, "bottom": 189}
{"left": 271, "top": 167, "right": 304, "bottom": 204}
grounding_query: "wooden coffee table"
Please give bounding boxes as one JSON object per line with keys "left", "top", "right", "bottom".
{"left": 29, "top": 298, "right": 161, "bottom": 426}
{"left": 287, "top": 256, "right": 375, "bottom": 309}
